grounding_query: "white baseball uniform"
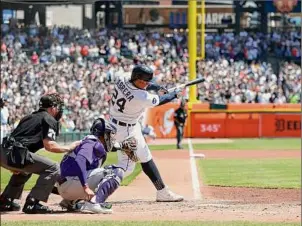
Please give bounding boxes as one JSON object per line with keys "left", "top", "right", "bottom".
{"left": 109, "top": 76, "right": 160, "bottom": 176}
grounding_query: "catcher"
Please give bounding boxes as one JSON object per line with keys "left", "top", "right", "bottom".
{"left": 57, "top": 118, "right": 137, "bottom": 214}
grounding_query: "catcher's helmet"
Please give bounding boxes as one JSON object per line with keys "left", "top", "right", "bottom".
{"left": 90, "top": 118, "right": 117, "bottom": 152}
{"left": 130, "top": 65, "right": 153, "bottom": 82}
{"left": 90, "top": 118, "right": 116, "bottom": 137}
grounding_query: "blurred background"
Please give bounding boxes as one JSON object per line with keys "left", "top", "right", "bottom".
{"left": 0, "top": 0, "right": 301, "bottom": 140}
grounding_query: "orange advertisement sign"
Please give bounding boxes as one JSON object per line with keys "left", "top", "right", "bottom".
{"left": 190, "top": 113, "right": 260, "bottom": 138}
{"left": 261, "top": 114, "right": 301, "bottom": 137}
{"left": 191, "top": 113, "right": 226, "bottom": 138}
{"left": 144, "top": 104, "right": 300, "bottom": 138}
{"left": 144, "top": 103, "right": 179, "bottom": 138}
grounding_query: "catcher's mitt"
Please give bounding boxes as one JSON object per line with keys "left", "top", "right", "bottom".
{"left": 121, "top": 136, "right": 139, "bottom": 162}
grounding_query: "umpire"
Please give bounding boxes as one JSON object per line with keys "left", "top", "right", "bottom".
{"left": 0, "top": 93, "right": 80, "bottom": 214}
{"left": 174, "top": 99, "right": 187, "bottom": 149}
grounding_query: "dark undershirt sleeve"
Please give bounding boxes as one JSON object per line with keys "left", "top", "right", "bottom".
{"left": 146, "top": 83, "right": 161, "bottom": 92}
{"left": 158, "top": 91, "right": 177, "bottom": 106}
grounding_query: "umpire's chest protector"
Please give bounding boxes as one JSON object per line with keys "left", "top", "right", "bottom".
{"left": 10, "top": 110, "right": 59, "bottom": 153}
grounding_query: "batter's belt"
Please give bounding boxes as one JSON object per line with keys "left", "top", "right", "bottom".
{"left": 111, "top": 118, "right": 136, "bottom": 127}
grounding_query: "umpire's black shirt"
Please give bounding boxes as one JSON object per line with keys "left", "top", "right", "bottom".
{"left": 174, "top": 108, "right": 187, "bottom": 126}
{"left": 10, "top": 110, "right": 59, "bottom": 153}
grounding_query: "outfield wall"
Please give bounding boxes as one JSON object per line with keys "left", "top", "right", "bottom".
{"left": 144, "top": 103, "right": 301, "bottom": 138}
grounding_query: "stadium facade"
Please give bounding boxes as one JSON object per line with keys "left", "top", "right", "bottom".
{"left": 1, "top": 0, "right": 301, "bottom": 33}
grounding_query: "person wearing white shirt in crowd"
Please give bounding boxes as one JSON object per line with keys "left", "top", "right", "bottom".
{"left": 0, "top": 98, "right": 9, "bottom": 143}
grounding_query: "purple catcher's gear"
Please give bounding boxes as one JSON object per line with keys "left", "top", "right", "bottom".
{"left": 95, "top": 166, "right": 124, "bottom": 203}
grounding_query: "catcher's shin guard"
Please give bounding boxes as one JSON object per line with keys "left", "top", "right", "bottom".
{"left": 95, "top": 167, "right": 124, "bottom": 203}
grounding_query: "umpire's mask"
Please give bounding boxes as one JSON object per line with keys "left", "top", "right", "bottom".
{"left": 39, "top": 93, "right": 65, "bottom": 121}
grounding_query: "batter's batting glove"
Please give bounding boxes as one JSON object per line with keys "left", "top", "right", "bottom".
{"left": 174, "top": 88, "right": 185, "bottom": 99}
{"left": 111, "top": 142, "right": 122, "bottom": 152}
{"left": 158, "top": 86, "right": 169, "bottom": 95}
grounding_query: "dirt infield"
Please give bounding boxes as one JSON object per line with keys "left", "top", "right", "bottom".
{"left": 1, "top": 141, "right": 301, "bottom": 223}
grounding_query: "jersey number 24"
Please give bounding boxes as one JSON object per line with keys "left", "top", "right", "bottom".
{"left": 111, "top": 88, "right": 126, "bottom": 113}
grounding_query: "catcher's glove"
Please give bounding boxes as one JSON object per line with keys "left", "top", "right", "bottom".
{"left": 121, "top": 136, "right": 139, "bottom": 162}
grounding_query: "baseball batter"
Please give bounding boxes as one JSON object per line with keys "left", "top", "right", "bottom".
{"left": 109, "top": 65, "right": 184, "bottom": 202}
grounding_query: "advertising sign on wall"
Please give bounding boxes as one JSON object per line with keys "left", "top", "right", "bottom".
{"left": 190, "top": 113, "right": 260, "bottom": 138}
{"left": 261, "top": 114, "right": 301, "bottom": 137}
{"left": 123, "top": 6, "right": 234, "bottom": 29}
{"left": 144, "top": 103, "right": 180, "bottom": 139}
{"left": 144, "top": 103, "right": 300, "bottom": 138}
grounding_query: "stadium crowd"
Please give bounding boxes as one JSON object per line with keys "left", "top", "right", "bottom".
{"left": 1, "top": 25, "right": 301, "bottom": 132}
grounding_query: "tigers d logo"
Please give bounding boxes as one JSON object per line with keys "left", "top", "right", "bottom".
{"left": 275, "top": 119, "right": 285, "bottom": 132}
{"left": 275, "top": 118, "right": 301, "bottom": 132}
{"left": 273, "top": 0, "right": 298, "bottom": 13}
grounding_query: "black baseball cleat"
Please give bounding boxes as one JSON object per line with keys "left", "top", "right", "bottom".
{"left": 22, "top": 197, "right": 53, "bottom": 214}
{"left": 0, "top": 196, "right": 21, "bottom": 212}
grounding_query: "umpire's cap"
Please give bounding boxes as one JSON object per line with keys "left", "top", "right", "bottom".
{"left": 39, "top": 93, "right": 64, "bottom": 109}
{"left": 130, "top": 65, "right": 153, "bottom": 82}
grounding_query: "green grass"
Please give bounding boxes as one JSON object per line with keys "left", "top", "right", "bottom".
{"left": 1, "top": 150, "right": 140, "bottom": 190}
{"left": 2, "top": 221, "right": 300, "bottom": 226}
{"left": 149, "top": 144, "right": 186, "bottom": 151}
{"left": 149, "top": 138, "right": 301, "bottom": 151}
{"left": 1, "top": 138, "right": 300, "bottom": 190}
{"left": 198, "top": 158, "right": 301, "bottom": 188}
{"left": 122, "top": 164, "right": 142, "bottom": 185}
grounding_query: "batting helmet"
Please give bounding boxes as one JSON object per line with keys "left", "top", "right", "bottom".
{"left": 130, "top": 65, "right": 153, "bottom": 82}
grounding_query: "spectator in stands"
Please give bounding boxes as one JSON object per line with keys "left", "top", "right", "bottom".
{"left": 31, "top": 52, "right": 39, "bottom": 65}
{"left": 0, "top": 98, "right": 9, "bottom": 143}
{"left": 0, "top": 25, "right": 301, "bottom": 132}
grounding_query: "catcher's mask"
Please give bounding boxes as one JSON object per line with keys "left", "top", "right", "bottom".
{"left": 90, "top": 118, "right": 117, "bottom": 152}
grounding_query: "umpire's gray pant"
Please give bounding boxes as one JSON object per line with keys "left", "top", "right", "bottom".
{"left": 0, "top": 147, "right": 60, "bottom": 202}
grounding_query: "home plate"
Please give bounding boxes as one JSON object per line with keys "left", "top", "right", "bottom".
{"left": 191, "top": 153, "right": 206, "bottom": 158}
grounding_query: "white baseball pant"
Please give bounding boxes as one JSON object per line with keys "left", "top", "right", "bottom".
{"left": 113, "top": 122, "right": 152, "bottom": 177}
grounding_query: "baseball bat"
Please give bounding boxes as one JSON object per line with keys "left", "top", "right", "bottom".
{"left": 167, "top": 77, "right": 205, "bottom": 92}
